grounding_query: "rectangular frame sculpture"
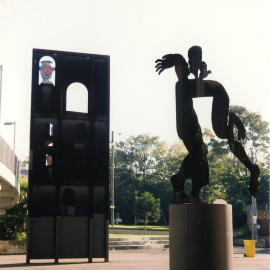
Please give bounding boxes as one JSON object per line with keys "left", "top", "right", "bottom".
{"left": 27, "top": 49, "right": 110, "bottom": 263}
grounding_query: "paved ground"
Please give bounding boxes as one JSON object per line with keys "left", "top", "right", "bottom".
{"left": 0, "top": 248, "right": 269, "bottom": 270}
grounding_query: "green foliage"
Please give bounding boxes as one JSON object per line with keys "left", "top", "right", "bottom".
{"left": 230, "top": 105, "right": 270, "bottom": 166}
{"left": 234, "top": 225, "right": 251, "bottom": 239}
{"left": 114, "top": 134, "right": 184, "bottom": 224}
{"left": 256, "top": 174, "right": 270, "bottom": 208}
{"left": 0, "top": 179, "right": 28, "bottom": 240}
{"left": 135, "top": 191, "right": 161, "bottom": 228}
{"left": 114, "top": 107, "right": 269, "bottom": 230}
{"left": 15, "top": 231, "right": 27, "bottom": 241}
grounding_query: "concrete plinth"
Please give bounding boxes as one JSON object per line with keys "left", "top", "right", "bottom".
{"left": 169, "top": 203, "right": 233, "bottom": 270}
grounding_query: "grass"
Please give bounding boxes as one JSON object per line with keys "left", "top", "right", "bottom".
{"left": 109, "top": 225, "right": 169, "bottom": 238}
{"left": 109, "top": 234, "right": 168, "bottom": 238}
{"left": 109, "top": 225, "right": 168, "bottom": 230}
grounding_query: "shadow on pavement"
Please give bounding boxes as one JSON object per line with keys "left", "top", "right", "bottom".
{"left": 0, "top": 261, "right": 101, "bottom": 268}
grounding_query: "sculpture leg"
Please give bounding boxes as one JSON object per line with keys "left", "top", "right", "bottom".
{"left": 227, "top": 115, "right": 260, "bottom": 196}
{"left": 229, "top": 112, "right": 246, "bottom": 140}
{"left": 228, "top": 140, "right": 260, "bottom": 195}
{"left": 171, "top": 155, "right": 191, "bottom": 203}
{"left": 207, "top": 83, "right": 246, "bottom": 141}
{"left": 190, "top": 182, "right": 200, "bottom": 201}
{"left": 187, "top": 138, "right": 209, "bottom": 202}
{"left": 189, "top": 159, "right": 209, "bottom": 202}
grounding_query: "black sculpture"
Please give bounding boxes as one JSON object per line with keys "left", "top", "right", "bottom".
{"left": 27, "top": 49, "right": 110, "bottom": 263}
{"left": 155, "top": 46, "right": 260, "bottom": 203}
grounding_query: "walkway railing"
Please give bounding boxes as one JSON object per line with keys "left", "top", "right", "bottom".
{"left": 0, "top": 135, "right": 19, "bottom": 187}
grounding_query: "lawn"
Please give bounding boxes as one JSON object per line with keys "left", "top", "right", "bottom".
{"left": 109, "top": 225, "right": 168, "bottom": 230}
{"left": 109, "top": 225, "right": 169, "bottom": 237}
{"left": 109, "top": 234, "right": 169, "bottom": 238}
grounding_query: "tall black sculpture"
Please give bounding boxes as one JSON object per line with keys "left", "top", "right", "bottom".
{"left": 27, "top": 49, "right": 110, "bottom": 263}
{"left": 155, "top": 46, "right": 260, "bottom": 203}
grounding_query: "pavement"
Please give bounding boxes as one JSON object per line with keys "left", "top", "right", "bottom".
{"left": 0, "top": 248, "right": 269, "bottom": 270}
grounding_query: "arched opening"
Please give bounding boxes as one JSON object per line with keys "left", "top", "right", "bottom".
{"left": 66, "top": 82, "right": 88, "bottom": 113}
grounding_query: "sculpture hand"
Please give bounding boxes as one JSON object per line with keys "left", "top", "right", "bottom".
{"left": 199, "top": 61, "right": 211, "bottom": 79}
{"left": 155, "top": 54, "right": 175, "bottom": 75}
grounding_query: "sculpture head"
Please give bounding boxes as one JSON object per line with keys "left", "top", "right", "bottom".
{"left": 188, "top": 46, "right": 202, "bottom": 78}
{"left": 177, "top": 54, "right": 190, "bottom": 79}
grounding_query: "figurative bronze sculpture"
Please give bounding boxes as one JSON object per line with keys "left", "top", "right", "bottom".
{"left": 155, "top": 46, "right": 260, "bottom": 203}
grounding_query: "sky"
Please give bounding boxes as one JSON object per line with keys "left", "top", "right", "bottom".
{"left": 0, "top": 0, "right": 269, "bottom": 159}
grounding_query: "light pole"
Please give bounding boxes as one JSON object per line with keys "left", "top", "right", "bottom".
{"left": 110, "top": 131, "right": 115, "bottom": 226}
{"left": 250, "top": 149, "right": 258, "bottom": 241}
{"left": 4, "top": 121, "right": 16, "bottom": 174}
{"left": 134, "top": 191, "right": 138, "bottom": 225}
{"left": 251, "top": 196, "right": 258, "bottom": 240}
{"left": 110, "top": 131, "right": 122, "bottom": 226}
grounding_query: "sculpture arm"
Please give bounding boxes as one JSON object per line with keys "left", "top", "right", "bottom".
{"left": 155, "top": 54, "right": 189, "bottom": 80}
{"left": 155, "top": 54, "right": 175, "bottom": 74}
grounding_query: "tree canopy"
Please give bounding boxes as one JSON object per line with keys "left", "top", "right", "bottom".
{"left": 114, "top": 107, "right": 269, "bottom": 228}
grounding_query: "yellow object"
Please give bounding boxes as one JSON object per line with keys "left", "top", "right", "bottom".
{"left": 243, "top": 240, "right": 256, "bottom": 257}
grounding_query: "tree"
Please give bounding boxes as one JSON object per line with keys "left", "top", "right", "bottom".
{"left": 0, "top": 179, "right": 28, "bottom": 240}
{"left": 114, "top": 134, "right": 185, "bottom": 224}
{"left": 115, "top": 134, "right": 168, "bottom": 182}
{"left": 230, "top": 105, "right": 270, "bottom": 166}
{"left": 135, "top": 191, "right": 161, "bottom": 234}
{"left": 201, "top": 107, "right": 270, "bottom": 227}
{"left": 113, "top": 107, "right": 269, "bottom": 228}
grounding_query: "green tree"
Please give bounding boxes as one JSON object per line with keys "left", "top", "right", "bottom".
{"left": 135, "top": 191, "right": 161, "bottom": 234}
{"left": 115, "top": 134, "right": 167, "bottom": 182}
{"left": 114, "top": 166, "right": 137, "bottom": 224}
{"left": 201, "top": 106, "right": 270, "bottom": 226}
{"left": 256, "top": 173, "right": 270, "bottom": 209}
{"left": 113, "top": 107, "right": 269, "bottom": 228}
{"left": 114, "top": 134, "right": 185, "bottom": 224}
{"left": 230, "top": 105, "right": 270, "bottom": 166}
{"left": 0, "top": 179, "right": 28, "bottom": 240}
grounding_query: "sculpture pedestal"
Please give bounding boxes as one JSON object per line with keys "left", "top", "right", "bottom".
{"left": 169, "top": 203, "right": 233, "bottom": 270}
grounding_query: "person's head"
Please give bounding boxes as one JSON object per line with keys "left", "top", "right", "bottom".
{"left": 188, "top": 46, "right": 202, "bottom": 78}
